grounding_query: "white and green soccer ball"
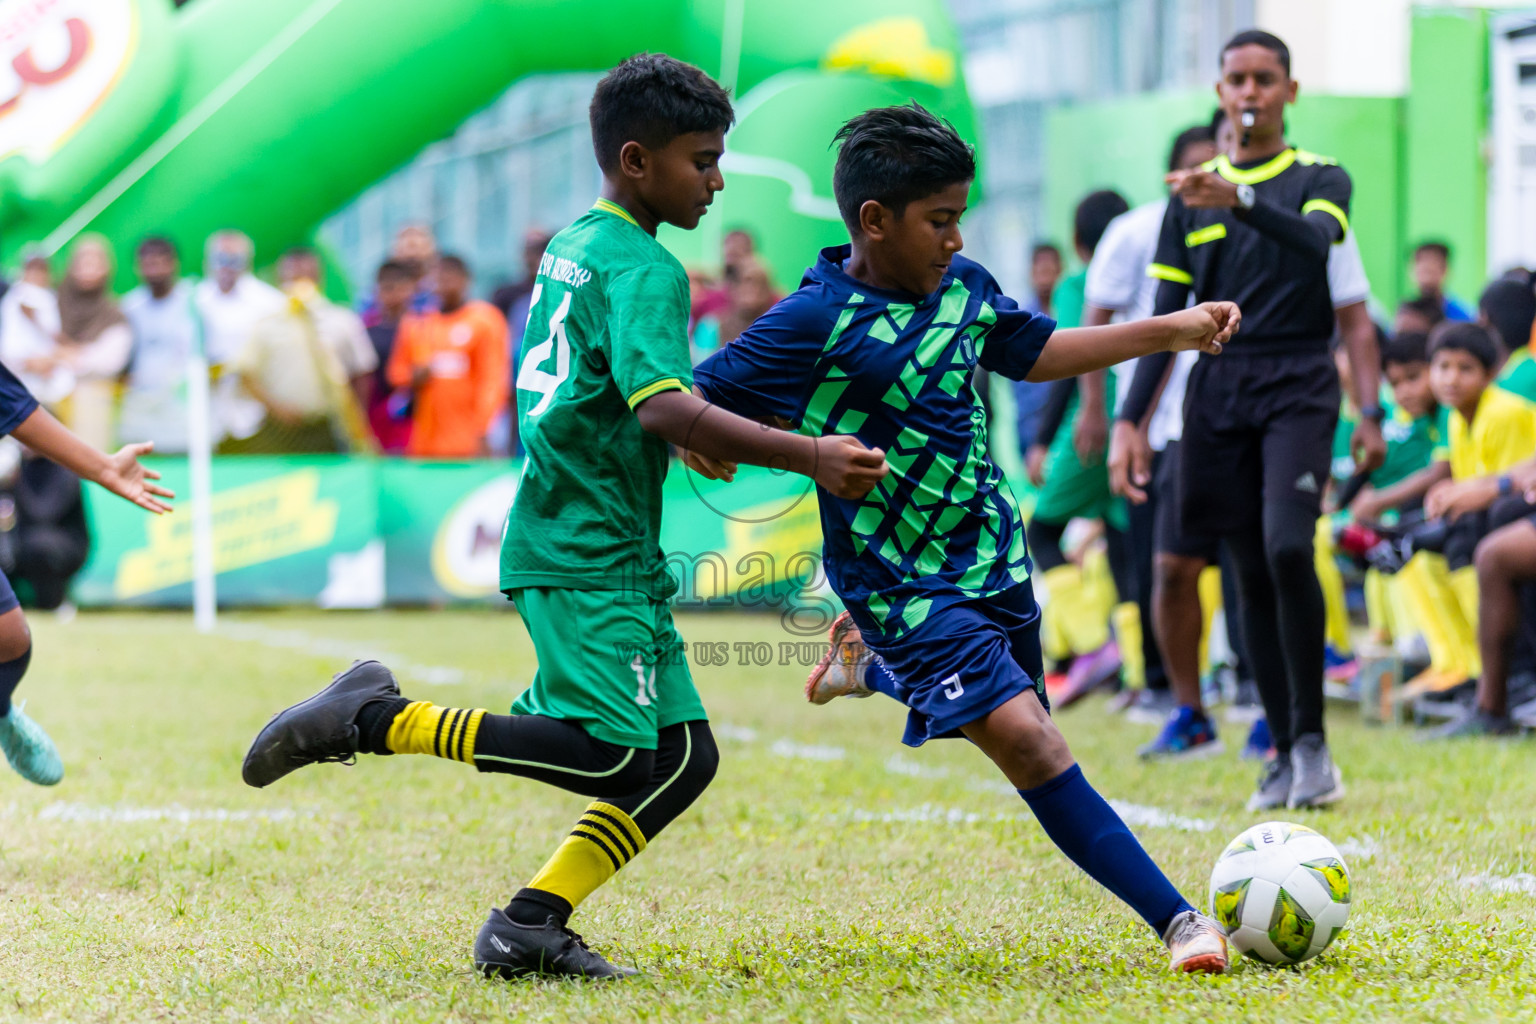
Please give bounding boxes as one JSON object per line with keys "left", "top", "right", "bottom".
{"left": 1208, "top": 820, "right": 1351, "bottom": 965}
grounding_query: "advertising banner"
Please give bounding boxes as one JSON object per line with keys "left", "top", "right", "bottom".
{"left": 75, "top": 456, "right": 828, "bottom": 614}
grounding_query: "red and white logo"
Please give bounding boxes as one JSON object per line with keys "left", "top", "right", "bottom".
{"left": 0, "top": 0, "right": 136, "bottom": 163}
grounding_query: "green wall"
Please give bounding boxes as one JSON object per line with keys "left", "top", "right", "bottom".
{"left": 1043, "top": 91, "right": 1404, "bottom": 311}
{"left": 1405, "top": 6, "right": 1489, "bottom": 305}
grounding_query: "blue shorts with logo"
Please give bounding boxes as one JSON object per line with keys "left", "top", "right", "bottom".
{"left": 860, "top": 582, "right": 1048, "bottom": 747}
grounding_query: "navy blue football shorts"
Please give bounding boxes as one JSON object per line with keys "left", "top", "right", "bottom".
{"left": 861, "top": 582, "right": 1048, "bottom": 747}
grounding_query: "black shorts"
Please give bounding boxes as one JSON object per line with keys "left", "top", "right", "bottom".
{"left": 1178, "top": 346, "right": 1340, "bottom": 537}
{"left": 1153, "top": 441, "right": 1220, "bottom": 561}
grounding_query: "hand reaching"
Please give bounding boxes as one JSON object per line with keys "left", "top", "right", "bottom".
{"left": 1167, "top": 302, "right": 1241, "bottom": 355}
{"left": 98, "top": 442, "right": 174, "bottom": 514}
{"left": 813, "top": 434, "right": 888, "bottom": 499}
{"left": 680, "top": 447, "right": 738, "bottom": 482}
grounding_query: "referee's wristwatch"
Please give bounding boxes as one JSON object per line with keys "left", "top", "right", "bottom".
{"left": 1235, "top": 183, "right": 1256, "bottom": 210}
{"left": 1359, "top": 404, "right": 1386, "bottom": 424}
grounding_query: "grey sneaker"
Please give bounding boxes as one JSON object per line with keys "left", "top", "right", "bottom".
{"left": 1245, "top": 757, "right": 1293, "bottom": 812}
{"left": 1287, "top": 732, "right": 1345, "bottom": 809}
{"left": 1424, "top": 707, "right": 1518, "bottom": 739}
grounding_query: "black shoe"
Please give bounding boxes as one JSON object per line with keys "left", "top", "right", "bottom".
{"left": 473, "top": 908, "right": 638, "bottom": 980}
{"left": 1287, "top": 733, "right": 1345, "bottom": 809}
{"left": 1424, "top": 707, "right": 1518, "bottom": 739}
{"left": 241, "top": 660, "right": 400, "bottom": 788}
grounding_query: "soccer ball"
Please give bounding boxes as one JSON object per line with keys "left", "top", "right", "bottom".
{"left": 1208, "top": 820, "right": 1351, "bottom": 965}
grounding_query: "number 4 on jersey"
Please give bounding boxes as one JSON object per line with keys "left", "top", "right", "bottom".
{"left": 517, "top": 283, "right": 572, "bottom": 416}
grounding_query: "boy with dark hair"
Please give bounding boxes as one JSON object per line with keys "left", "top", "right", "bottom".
{"left": 1411, "top": 240, "right": 1474, "bottom": 323}
{"left": 242, "top": 54, "right": 888, "bottom": 981}
{"left": 1013, "top": 242, "right": 1066, "bottom": 454}
{"left": 1112, "top": 28, "right": 1377, "bottom": 811}
{"left": 693, "top": 102, "right": 1241, "bottom": 974}
{"left": 365, "top": 260, "right": 417, "bottom": 451}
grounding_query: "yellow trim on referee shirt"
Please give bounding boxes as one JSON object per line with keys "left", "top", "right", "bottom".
{"left": 1212, "top": 149, "right": 1296, "bottom": 184}
{"left": 593, "top": 197, "right": 640, "bottom": 227}
{"left": 1184, "top": 223, "right": 1227, "bottom": 248}
{"left": 626, "top": 377, "right": 689, "bottom": 410}
{"left": 1301, "top": 198, "right": 1349, "bottom": 240}
{"left": 1147, "top": 263, "right": 1193, "bottom": 285}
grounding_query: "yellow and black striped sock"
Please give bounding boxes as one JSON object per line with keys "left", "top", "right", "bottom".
{"left": 509, "top": 802, "right": 648, "bottom": 925}
{"left": 383, "top": 700, "right": 485, "bottom": 764}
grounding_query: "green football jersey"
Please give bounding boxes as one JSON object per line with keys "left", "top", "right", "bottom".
{"left": 500, "top": 199, "right": 694, "bottom": 598}
{"left": 1374, "top": 403, "right": 1448, "bottom": 489}
{"left": 1498, "top": 346, "right": 1536, "bottom": 403}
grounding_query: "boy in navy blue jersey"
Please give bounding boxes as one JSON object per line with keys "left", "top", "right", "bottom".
{"left": 0, "top": 361, "right": 172, "bottom": 785}
{"left": 691, "top": 104, "right": 1240, "bottom": 973}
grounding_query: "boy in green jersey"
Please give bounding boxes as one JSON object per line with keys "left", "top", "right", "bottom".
{"left": 242, "top": 54, "right": 887, "bottom": 981}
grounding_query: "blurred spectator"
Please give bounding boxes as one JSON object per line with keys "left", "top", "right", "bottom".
{"left": 1394, "top": 295, "right": 1445, "bottom": 337}
{"left": 120, "top": 236, "right": 196, "bottom": 453}
{"left": 1477, "top": 273, "right": 1536, "bottom": 358}
{"left": 0, "top": 254, "right": 71, "bottom": 407}
{"left": 55, "top": 236, "right": 130, "bottom": 452}
{"left": 366, "top": 260, "right": 417, "bottom": 453}
{"left": 692, "top": 257, "right": 779, "bottom": 360}
{"left": 387, "top": 255, "right": 508, "bottom": 458}
{"left": 0, "top": 440, "right": 89, "bottom": 612}
{"left": 194, "top": 230, "right": 284, "bottom": 443}
{"left": 362, "top": 223, "right": 440, "bottom": 326}
{"left": 227, "top": 248, "right": 377, "bottom": 453}
{"left": 1411, "top": 241, "right": 1474, "bottom": 323}
{"left": 487, "top": 227, "right": 554, "bottom": 456}
{"left": 1015, "top": 242, "right": 1064, "bottom": 455}
{"left": 692, "top": 227, "right": 756, "bottom": 323}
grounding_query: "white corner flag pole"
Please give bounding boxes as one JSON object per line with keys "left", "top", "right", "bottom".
{"left": 186, "top": 293, "right": 217, "bottom": 633}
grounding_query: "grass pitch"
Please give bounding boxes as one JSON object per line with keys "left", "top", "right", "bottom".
{"left": 2, "top": 608, "right": 1534, "bottom": 1023}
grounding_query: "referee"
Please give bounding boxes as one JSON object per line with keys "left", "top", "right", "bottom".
{"left": 1112, "top": 30, "right": 1383, "bottom": 812}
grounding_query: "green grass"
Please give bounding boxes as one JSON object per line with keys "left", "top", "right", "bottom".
{"left": 2, "top": 608, "right": 1534, "bottom": 1022}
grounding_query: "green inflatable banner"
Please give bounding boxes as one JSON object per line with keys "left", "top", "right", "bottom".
{"left": 75, "top": 457, "right": 834, "bottom": 626}
{"left": 0, "top": 0, "right": 977, "bottom": 292}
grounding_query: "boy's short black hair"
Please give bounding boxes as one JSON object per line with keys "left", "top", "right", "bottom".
{"left": 1428, "top": 321, "right": 1499, "bottom": 372}
{"left": 1073, "top": 190, "right": 1129, "bottom": 255}
{"left": 1382, "top": 331, "right": 1429, "bottom": 369}
{"left": 376, "top": 259, "right": 415, "bottom": 284}
{"left": 1168, "top": 125, "right": 1215, "bottom": 172}
{"left": 589, "top": 53, "right": 734, "bottom": 174}
{"left": 137, "top": 235, "right": 177, "bottom": 260}
{"left": 832, "top": 103, "right": 976, "bottom": 232}
{"left": 1398, "top": 295, "right": 1445, "bottom": 328}
{"left": 1414, "top": 240, "right": 1451, "bottom": 262}
{"left": 438, "top": 254, "right": 470, "bottom": 278}
{"left": 1222, "top": 29, "right": 1291, "bottom": 75}
{"left": 1030, "top": 242, "right": 1062, "bottom": 263}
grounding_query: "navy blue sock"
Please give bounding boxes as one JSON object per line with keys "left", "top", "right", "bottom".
{"left": 0, "top": 646, "right": 32, "bottom": 717}
{"left": 1019, "top": 763, "right": 1193, "bottom": 936}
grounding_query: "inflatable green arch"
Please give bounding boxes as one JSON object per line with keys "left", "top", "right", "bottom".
{"left": 0, "top": 0, "right": 976, "bottom": 290}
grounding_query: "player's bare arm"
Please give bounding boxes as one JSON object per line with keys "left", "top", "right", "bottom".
{"left": 635, "top": 388, "right": 888, "bottom": 499}
{"left": 10, "top": 407, "right": 174, "bottom": 514}
{"left": 1025, "top": 301, "right": 1241, "bottom": 382}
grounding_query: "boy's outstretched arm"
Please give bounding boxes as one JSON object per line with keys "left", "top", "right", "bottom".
{"left": 635, "top": 389, "right": 887, "bottom": 500}
{"left": 11, "top": 408, "right": 174, "bottom": 514}
{"left": 1023, "top": 302, "right": 1241, "bottom": 383}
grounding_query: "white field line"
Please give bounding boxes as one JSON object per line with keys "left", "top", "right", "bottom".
{"left": 35, "top": 802, "right": 304, "bottom": 824}
{"left": 219, "top": 622, "right": 467, "bottom": 686}
{"left": 769, "top": 739, "right": 846, "bottom": 762}
{"left": 1337, "top": 836, "right": 1382, "bottom": 861}
{"left": 1461, "top": 872, "right": 1536, "bottom": 895}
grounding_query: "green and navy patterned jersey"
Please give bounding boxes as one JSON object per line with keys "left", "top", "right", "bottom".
{"left": 500, "top": 199, "right": 695, "bottom": 599}
{"left": 693, "top": 246, "right": 1055, "bottom": 641}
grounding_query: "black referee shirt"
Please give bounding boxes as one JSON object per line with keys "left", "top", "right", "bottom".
{"left": 1120, "top": 148, "right": 1352, "bottom": 424}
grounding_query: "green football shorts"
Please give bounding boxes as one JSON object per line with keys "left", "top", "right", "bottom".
{"left": 506, "top": 586, "right": 708, "bottom": 750}
{"left": 1032, "top": 396, "right": 1127, "bottom": 530}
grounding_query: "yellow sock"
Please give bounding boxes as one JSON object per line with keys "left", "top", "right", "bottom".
{"left": 527, "top": 802, "right": 648, "bottom": 910}
{"left": 1111, "top": 601, "right": 1144, "bottom": 689}
{"left": 1316, "top": 518, "right": 1352, "bottom": 656}
{"left": 1197, "top": 565, "right": 1223, "bottom": 676}
{"left": 1364, "top": 568, "right": 1392, "bottom": 643}
{"left": 384, "top": 701, "right": 485, "bottom": 763}
{"left": 1450, "top": 566, "right": 1482, "bottom": 676}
